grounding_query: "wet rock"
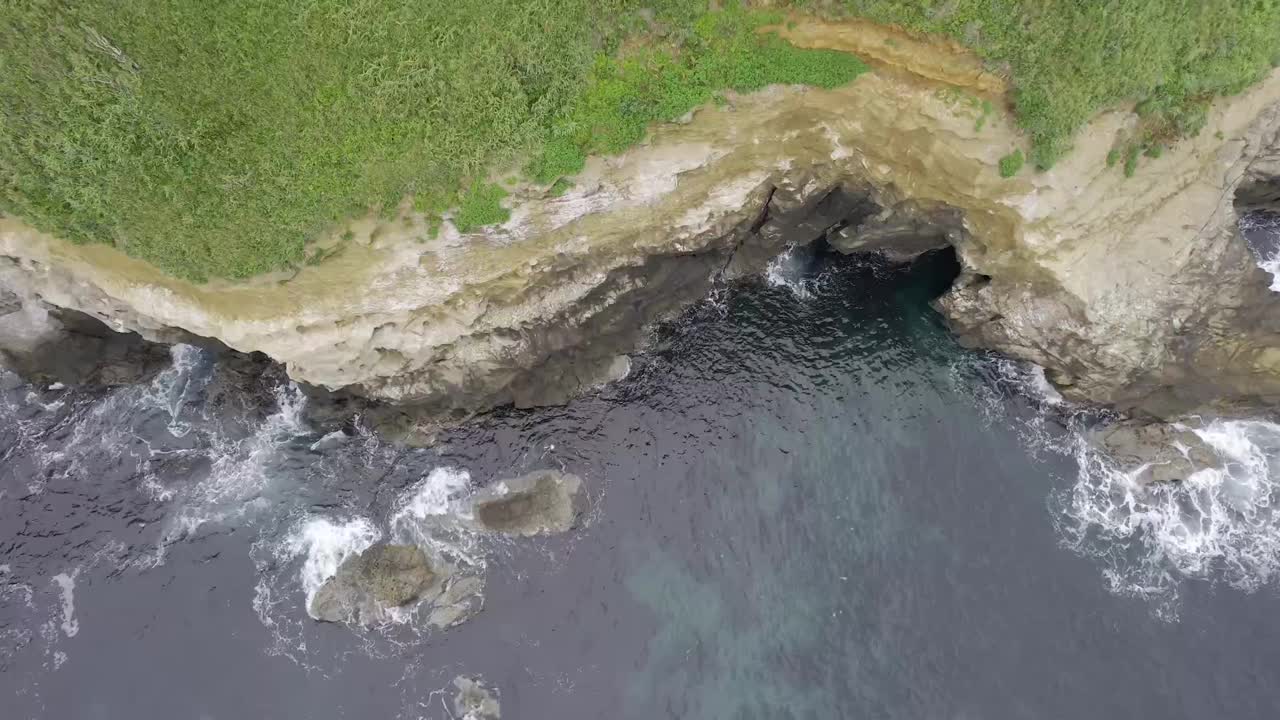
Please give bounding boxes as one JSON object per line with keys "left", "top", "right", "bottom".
{"left": 1091, "top": 421, "right": 1221, "bottom": 485}
{"left": 452, "top": 675, "right": 500, "bottom": 720}
{"left": 309, "top": 544, "right": 439, "bottom": 624}
{"left": 472, "top": 470, "right": 582, "bottom": 536}
{"left": 426, "top": 601, "right": 472, "bottom": 630}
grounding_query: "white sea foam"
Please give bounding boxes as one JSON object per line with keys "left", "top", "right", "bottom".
{"left": 23, "top": 391, "right": 64, "bottom": 413}
{"left": 1026, "top": 365, "right": 1065, "bottom": 406}
{"left": 390, "top": 467, "right": 474, "bottom": 527}
{"left": 1258, "top": 254, "right": 1280, "bottom": 291}
{"left": 163, "top": 382, "right": 308, "bottom": 544}
{"left": 1242, "top": 212, "right": 1280, "bottom": 291}
{"left": 1061, "top": 419, "right": 1280, "bottom": 595}
{"left": 280, "top": 516, "right": 382, "bottom": 611}
{"left": 764, "top": 245, "right": 817, "bottom": 299}
{"left": 10, "top": 345, "right": 213, "bottom": 498}
{"left": 309, "top": 429, "right": 349, "bottom": 452}
{"left": 50, "top": 572, "right": 78, "bottom": 638}
{"left": 136, "top": 344, "right": 212, "bottom": 437}
{"left": 968, "top": 357, "right": 1280, "bottom": 618}
{"left": 252, "top": 466, "right": 485, "bottom": 649}
{"left": 390, "top": 467, "right": 486, "bottom": 567}
{"left": 1045, "top": 409, "right": 1280, "bottom": 617}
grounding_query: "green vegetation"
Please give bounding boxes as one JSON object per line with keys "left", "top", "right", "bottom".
{"left": 453, "top": 183, "right": 511, "bottom": 233}
{"left": 1123, "top": 144, "right": 1142, "bottom": 178}
{"left": 3, "top": 1, "right": 1277, "bottom": 280}
{"left": 525, "top": 10, "right": 867, "bottom": 184}
{"left": 817, "top": 0, "right": 1280, "bottom": 170}
{"left": 998, "top": 150, "right": 1024, "bottom": 178}
{"left": 0, "top": 2, "right": 864, "bottom": 281}
{"left": 548, "top": 178, "right": 575, "bottom": 198}
{"left": 975, "top": 99, "right": 994, "bottom": 132}
{"left": 934, "top": 87, "right": 993, "bottom": 132}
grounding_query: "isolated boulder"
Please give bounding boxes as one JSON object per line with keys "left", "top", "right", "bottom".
{"left": 472, "top": 470, "right": 582, "bottom": 536}
{"left": 453, "top": 675, "right": 500, "bottom": 720}
{"left": 310, "top": 543, "right": 438, "bottom": 624}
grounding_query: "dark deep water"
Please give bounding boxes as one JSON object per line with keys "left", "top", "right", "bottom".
{"left": 5, "top": 248, "right": 1280, "bottom": 719}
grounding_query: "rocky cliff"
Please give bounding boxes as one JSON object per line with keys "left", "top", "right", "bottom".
{"left": 1, "top": 19, "right": 1278, "bottom": 423}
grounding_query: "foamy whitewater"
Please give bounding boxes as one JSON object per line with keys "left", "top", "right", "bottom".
{"left": 1055, "top": 419, "right": 1280, "bottom": 616}
{"left": 974, "top": 357, "right": 1280, "bottom": 620}
{"left": 1243, "top": 211, "right": 1280, "bottom": 290}
{"left": 283, "top": 516, "right": 383, "bottom": 610}
{"left": 764, "top": 243, "right": 820, "bottom": 299}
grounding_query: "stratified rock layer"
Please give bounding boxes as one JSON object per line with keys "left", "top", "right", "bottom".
{"left": 1, "top": 19, "right": 1278, "bottom": 420}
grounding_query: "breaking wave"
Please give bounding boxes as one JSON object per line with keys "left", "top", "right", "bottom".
{"left": 283, "top": 516, "right": 383, "bottom": 611}
{"left": 1242, "top": 211, "right": 1280, "bottom": 291}
{"left": 159, "top": 380, "right": 308, "bottom": 548}
{"left": 978, "top": 358, "right": 1280, "bottom": 619}
{"left": 764, "top": 243, "right": 820, "bottom": 299}
{"left": 1054, "top": 418, "right": 1280, "bottom": 619}
{"left": 250, "top": 464, "right": 489, "bottom": 660}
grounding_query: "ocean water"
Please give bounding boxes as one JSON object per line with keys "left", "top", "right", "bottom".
{"left": 5, "top": 248, "right": 1280, "bottom": 719}
{"left": 1245, "top": 211, "right": 1280, "bottom": 290}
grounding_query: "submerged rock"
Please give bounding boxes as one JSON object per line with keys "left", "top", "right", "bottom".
{"left": 1090, "top": 421, "right": 1221, "bottom": 485}
{"left": 452, "top": 675, "right": 500, "bottom": 720}
{"left": 471, "top": 470, "right": 582, "bottom": 536}
{"left": 309, "top": 543, "right": 439, "bottom": 624}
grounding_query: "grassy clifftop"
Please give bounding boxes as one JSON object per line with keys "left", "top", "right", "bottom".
{"left": 2, "top": 1, "right": 1278, "bottom": 281}
{"left": 0, "top": 2, "right": 864, "bottom": 280}
{"left": 828, "top": 0, "right": 1280, "bottom": 169}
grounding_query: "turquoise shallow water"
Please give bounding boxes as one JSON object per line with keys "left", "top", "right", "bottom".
{"left": 4, "top": 249, "right": 1280, "bottom": 719}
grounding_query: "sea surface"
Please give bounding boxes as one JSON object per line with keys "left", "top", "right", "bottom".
{"left": 5, "top": 242, "right": 1280, "bottom": 719}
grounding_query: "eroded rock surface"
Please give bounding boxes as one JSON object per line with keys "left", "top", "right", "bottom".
{"left": 2, "top": 19, "right": 1279, "bottom": 421}
{"left": 471, "top": 470, "right": 582, "bottom": 536}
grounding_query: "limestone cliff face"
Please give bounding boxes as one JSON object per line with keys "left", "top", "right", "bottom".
{"left": 1, "top": 20, "right": 1278, "bottom": 421}
{"left": 940, "top": 80, "right": 1280, "bottom": 418}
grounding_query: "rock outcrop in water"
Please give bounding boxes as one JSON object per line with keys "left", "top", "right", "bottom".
{"left": 310, "top": 543, "right": 437, "bottom": 624}
{"left": 470, "top": 470, "right": 582, "bottom": 536}
{"left": 452, "top": 676, "right": 501, "bottom": 720}
{"left": 1, "top": 19, "right": 1278, "bottom": 423}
